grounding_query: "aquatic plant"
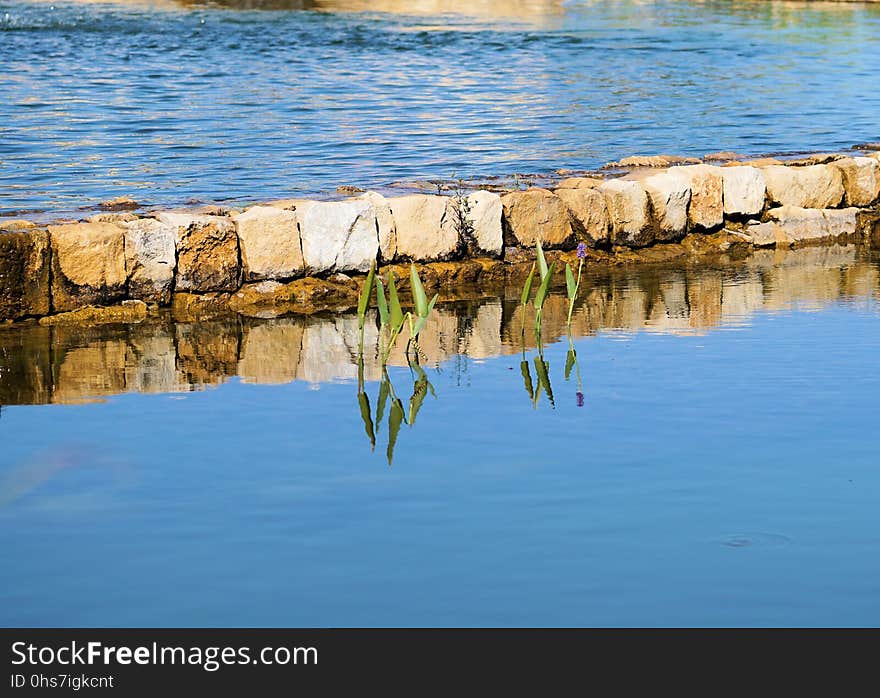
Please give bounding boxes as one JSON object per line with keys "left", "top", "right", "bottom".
{"left": 355, "top": 262, "right": 440, "bottom": 463}
{"left": 564, "top": 331, "right": 584, "bottom": 408}
{"left": 532, "top": 354, "right": 555, "bottom": 409}
{"left": 373, "top": 265, "right": 438, "bottom": 365}
{"left": 355, "top": 355, "right": 437, "bottom": 465}
{"left": 520, "top": 357, "right": 535, "bottom": 400}
{"left": 406, "top": 263, "right": 438, "bottom": 358}
{"left": 517, "top": 240, "right": 554, "bottom": 345}
{"left": 565, "top": 242, "right": 586, "bottom": 327}
{"left": 376, "top": 269, "right": 406, "bottom": 365}
{"left": 375, "top": 367, "right": 406, "bottom": 466}
{"left": 532, "top": 240, "right": 555, "bottom": 347}
{"left": 356, "top": 261, "right": 377, "bottom": 349}
{"left": 356, "top": 353, "right": 375, "bottom": 450}
{"left": 519, "top": 347, "right": 555, "bottom": 410}
{"left": 386, "top": 392, "right": 405, "bottom": 465}
{"left": 407, "top": 359, "right": 436, "bottom": 427}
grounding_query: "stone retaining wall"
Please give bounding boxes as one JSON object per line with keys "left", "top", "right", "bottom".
{"left": 2, "top": 152, "right": 879, "bottom": 323}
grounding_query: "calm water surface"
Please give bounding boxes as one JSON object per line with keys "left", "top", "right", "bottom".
{"left": 1, "top": 246, "right": 879, "bottom": 626}
{"left": 1, "top": 0, "right": 879, "bottom": 215}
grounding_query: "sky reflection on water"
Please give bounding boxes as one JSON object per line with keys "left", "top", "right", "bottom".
{"left": 1, "top": 247, "right": 880, "bottom": 626}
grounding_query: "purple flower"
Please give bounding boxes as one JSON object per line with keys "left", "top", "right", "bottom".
{"left": 576, "top": 391, "right": 584, "bottom": 407}
{"left": 576, "top": 242, "right": 587, "bottom": 260}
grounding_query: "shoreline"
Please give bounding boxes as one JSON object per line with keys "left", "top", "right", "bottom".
{"left": 2, "top": 149, "right": 879, "bottom": 326}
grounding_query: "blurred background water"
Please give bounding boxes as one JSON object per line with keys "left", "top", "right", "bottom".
{"left": 1, "top": 248, "right": 880, "bottom": 626}
{"left": 1, "top": 0, "right": 879, "bottom": 215}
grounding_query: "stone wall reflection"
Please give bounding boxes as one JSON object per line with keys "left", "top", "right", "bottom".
{"left": 1, "top": 246, "right": 877, "bottom": 406}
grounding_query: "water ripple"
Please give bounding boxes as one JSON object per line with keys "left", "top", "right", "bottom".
{"left": 1, "top": 0, "right": 879, "bottom": 214}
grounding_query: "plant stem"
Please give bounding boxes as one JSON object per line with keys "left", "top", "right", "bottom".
{"left": 566, "top": 258, "right": 584, "bottom": 327}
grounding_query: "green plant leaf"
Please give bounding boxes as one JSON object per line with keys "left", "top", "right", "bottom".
{"left": 565, "top": 263, "right": 576, "bottom": 300}
{"left": 357, "top": 262, "right": 375, "bottom": 330}
{"left": 565, "top": 348, "right": 576, "bottom": 381}
{"left": 520, "top": 262, "right": 536, "bottom": 307}
{"left": 375, "top": 277, "right": 389, "bottom": 327}
{"left": 533, "top": 261, "right": 555, "bottom": 311}
{"left": 534, "top": 355, "right": 555, "bottom": 408}
{"left": 536, "top": 239, "right": 548, "bottom": 281}
{"left": 376, "top": 380, "right": 389, "bottom": 432}
{"left": 387, "top": 270, "right": 404, "bottom": 330}
{"left": 520, "top": 359, "right": 534, "bottom": 400}
{"left": 408, "top": 363, "right": 430, "bottom": 426}
{"left": 387, "top": 398, "right": 405, "bottom": 465}
{"left": 410, "top": 263, "right": 429, "bottom": 318}
{"left": 411, "top": 294, "right": 438, "bottom": 338}
{"left": 376, "top": 375, "right": 391, "bottom": 422}
{"left": 411, "top": 316, "right": 427, "bottom": 339}
{"left": 357, "top": 391, "right": 375, "bottom": 449}
{"left": 376, "top": 376, "right": 389, "bottom": 429}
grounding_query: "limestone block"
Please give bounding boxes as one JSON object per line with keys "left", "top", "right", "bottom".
{"left": 122, "top": 218, "right": 176, "bottom": 304}
{"left": 234, "top": 205, "right": 303, "bottom": 282}
{"left": 359, "top": 191, "right": 397, "bottom": 263}
{"left": 555, "top": 177, "right": 603, "bottom": 190}
{"left": 762, "top": 164, "right": 845, "bottom": 208}
{"left": 597, "top": 179, "right": 655, "bottom": 247}
{"left": 0, "top": 229, "right": 50, "bottom": 320}
{"left": 298, "top": 199, "right": 379, "bottom": 274}
{"left": 157, "top": 212, "right": 240, "bottom": 293}
{"left": 671, "top": 164, "right": 724, "bottom": 230}
{"left": 721, "top": 166, "right": 766, "bottom": 216}
{"left": 48, "top": 222, "right": 127, "bottom": 312}
{"left": 831, "top": 157, "right": 880, "bottom": 207}
{"left": 500, "top": 188, "right": 574, "bottom": 248}
{"left": 639, "top": 170, "right": 692, "bottom": 241}
{"left": 554, "top": 187, "right": 610, "bottom": 246}
{"left": 465, "top": 190, "right": 503, "bottom": 256}
{"left": 389, "top": 194, "right": 459, "bottom": 261}
{"left": 745, "top": 206, "right": 859, "bottom": 247}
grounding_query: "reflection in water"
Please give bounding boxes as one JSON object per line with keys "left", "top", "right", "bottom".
{"left": 565, "top": 332, "right": 584, "bottom": 408}
{"left": 1, "top": 246, "right": 879, "bottom": 412}
{"left": 4, "top": 244, "right": 880, "bottom": 628}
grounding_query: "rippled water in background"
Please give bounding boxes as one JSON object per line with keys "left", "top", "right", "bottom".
{"left": 1, "top": 0, "right": 879, "bottom": 215}
{"left": 2, "top": 248, "right": 880, "bottom": 626}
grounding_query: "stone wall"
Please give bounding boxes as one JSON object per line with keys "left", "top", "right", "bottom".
{"left": 1, "top": 151, "right": 879, "bottom": 323}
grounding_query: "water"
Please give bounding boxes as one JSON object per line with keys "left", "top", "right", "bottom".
{"left": 2, "top": 0, "right": 880, "bottom": 216}
{"left": 2, "top": 245, "right": 880, "bottom": 627}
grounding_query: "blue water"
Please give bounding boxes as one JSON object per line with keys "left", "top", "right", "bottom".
{"left": 1, "top": 0, "right": 879, "bottom": 216}
{"left": 2, "top": 249, "right": 880, "bottom": 626}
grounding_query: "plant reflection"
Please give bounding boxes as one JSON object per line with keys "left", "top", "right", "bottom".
{"left": 565, "top": 331, "right": 584, "bottom": 408}
{"left": 519, "top": 331, "right": 555, "bottom": 410}
{"left": 354, "top": 286, "right": 591, "bottom": 460}
{"left": 356, "top": 350, "right": 436, "bottom": 466}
